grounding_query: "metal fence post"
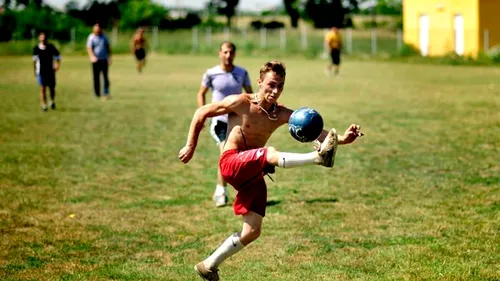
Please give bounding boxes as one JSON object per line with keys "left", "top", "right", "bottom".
{"left": 323, "top": 28, "right": 328, "bottom": 56}
{"left": 192, "top": 27, "right": 198, "bottom": 51}
{"left": 153, "top": 26, "right": 159, "bottom": 50}
{"left": 484, "top": 29, "right": 489, "bottom": 52}
{"left": 397, "top": 29, "right": 402, "bottom": 51}
{"left": 206, "top": 27, "right": 212, "bottom": 47}
{"left": 242, "top": 27, "right": 247, "bottom": 41}
{"left": 347, "top": 28, "right": 353, "bottom": 54}
{"left": 371, "top": 29, "right": 377, "bottom": 55}
{"left": 71, "top": 27, "right": 76, "bottom": 49}
{"left": 31, "top": 28, "right": 35, "bottom": 46}
{"left": 260, "top": 28, "right": 266, "bottom": 48}
{"left": 112, "top": 26, "right": 118, "bottom": 46}
{"left": 280, "top": 28, "right": 286, "bottom": 51}
{"left": 301, "top": 26, "right": 308, "bottom": 50}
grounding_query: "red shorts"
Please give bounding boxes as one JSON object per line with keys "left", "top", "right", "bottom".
{"left": 219, "top": 148, "right": 270, "bottom": 217}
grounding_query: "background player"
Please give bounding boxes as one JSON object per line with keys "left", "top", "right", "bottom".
{"left": 131, "top": 27, "right": 147, "bottom": 73}
{"left": 33, "top": 31, "right": 61, "bottom": 111}
{"left": 196, "top": 41, "right": 253, "bottom": 207}
{"left": 324, "top": 26, "right": 343, "bottom": 76}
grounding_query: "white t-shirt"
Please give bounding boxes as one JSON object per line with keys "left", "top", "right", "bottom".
{"left": 201, "top": 65, "right": 252, "bottom": 123}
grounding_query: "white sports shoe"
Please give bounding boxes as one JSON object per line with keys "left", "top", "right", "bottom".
{"left": 213, "top": 193, "right": 228, "bottom": 207}
{"left": 318, "top": 128, "right": 338, "bottom": 168}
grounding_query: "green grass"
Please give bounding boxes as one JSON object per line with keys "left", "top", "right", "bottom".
{"left": 0, "top": 54, "right": 499, "bottom": 281}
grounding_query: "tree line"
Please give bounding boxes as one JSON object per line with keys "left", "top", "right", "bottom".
{"left": 0, "top": 0, "right": 401, "bottom": 42}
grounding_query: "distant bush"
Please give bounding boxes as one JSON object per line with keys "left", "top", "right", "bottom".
{"left": 198, "top": 17, "right": 226, "bottom": 29}
{"left": 344, "top": 17, "right": 354, "bottom": 28}
{"left": 0, "top": 11, "right": 16, "bottom": 42}
{"left": 250, "top": 20, "right": 263, "bottom": 30}
{"left": 263, "top": 21, "right": 285, "bottom": 29}
{"left": 250, "top": 20, "right": 285, "bottom": 30}
{"left": 398, "top": 44, "right": 420, "bottom": 57}
{"left": 487, "top": 45, "right": 500, "bottom": 63}
{"left": 159, "top": 13, "right": 201, "bottom": 30}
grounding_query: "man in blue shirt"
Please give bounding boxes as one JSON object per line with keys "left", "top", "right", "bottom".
{"left": 87, "top": 23, "right": 112, "bottom": 100}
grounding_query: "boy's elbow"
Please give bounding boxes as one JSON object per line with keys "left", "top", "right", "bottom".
{"left": 194, "top": 108, "right": 208, "bottom": 122}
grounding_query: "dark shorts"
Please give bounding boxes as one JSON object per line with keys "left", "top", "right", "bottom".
{"left": 219, "top": 148, "right": 270, "bottom": 217}
{"left": 330, "top": 49, "right": 341, "bottom": 65}
{"left": 210, "top": 120, "right": 227, "bottom": 145}
{"left": 135, "top": 48, "right": 146, "bottom": 60}
{"left": 37, "top": 73, "right": 56, "bottom": 87}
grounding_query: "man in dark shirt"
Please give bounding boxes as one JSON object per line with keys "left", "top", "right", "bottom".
{"left": 33, "top": 32, "right": 61, "bottom": 111}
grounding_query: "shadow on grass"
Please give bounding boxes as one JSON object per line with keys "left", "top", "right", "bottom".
{"left": 266, "top": 200, "right": 281, "bottom": 207}
{"left": 58, "top": 107, "right": 103, "bottom": 113}
{"left": 303, "top": 197, "right": 338, "bottom": 204}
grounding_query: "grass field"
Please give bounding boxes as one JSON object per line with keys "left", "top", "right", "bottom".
{"left": 0, "top": 54, "right": 499, "bottom": 281}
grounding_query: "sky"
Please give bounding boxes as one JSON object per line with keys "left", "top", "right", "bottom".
{"left": 42, "top": 0, "right": 282, "bottom": 12}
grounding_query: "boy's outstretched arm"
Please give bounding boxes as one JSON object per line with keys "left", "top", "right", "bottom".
{"left": 178, "top": 95, "right": 239, "bottom": 163}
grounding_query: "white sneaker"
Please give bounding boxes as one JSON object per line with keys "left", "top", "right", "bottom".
{"left": 213, "top": 193, "right": 228, "bottom": 207}
{"left": 318, "top": 128, "right": 338, "bottom": 168}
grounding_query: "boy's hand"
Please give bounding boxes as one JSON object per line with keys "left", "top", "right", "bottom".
{"left": 178, "top": 145, "right": 195, "bottom": 164}
{"left": 340, "top": 124, "right": 362, "bottom": 144}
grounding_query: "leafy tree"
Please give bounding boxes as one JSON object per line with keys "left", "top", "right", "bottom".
{"left": 283, "top": 0, "right": 300, "bottom": 28}
{"left": 206, "top": 0, "right": 239, "bottom": 27}
{"left": 118, "top": 0, "right": 167, "bottom": 28}
{"left": 2, "top": 0, "right": 42, "bottom": 9}
{"left": 345, "top": 0, "right": 359, "bottom": 14}
{"left": 0, "top": 10, "right": 16, "bottom": 41}
{"left": 304, "top": 0, "right": 345, "bottom": 28}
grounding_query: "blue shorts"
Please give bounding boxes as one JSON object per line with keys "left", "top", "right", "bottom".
{"left": 37, "top": 74, "right": 56, "bottom": 87}
{"left": 210, "top": 119, "right": 227, "bottom": 145}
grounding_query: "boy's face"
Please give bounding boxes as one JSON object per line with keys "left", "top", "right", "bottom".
{"left": 258, "top": 72, "right": 285, "bottom": 104}
{"left": 39, "top": 33, "right": 46, "bottom": 43}
{"left": 219, "top": 45, "right": 236, "bottom": 66}
{"left": 93, "top": 25, "right": 102, "bottom": 35}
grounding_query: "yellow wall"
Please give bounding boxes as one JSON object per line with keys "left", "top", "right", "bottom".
{"left": 403, "top": 0, "right": 480, "bottom": 56}
{"left": 479, "top": 0, "right": 500, "bottom": 52}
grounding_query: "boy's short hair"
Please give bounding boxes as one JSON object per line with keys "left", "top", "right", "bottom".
{"left": 259, "top": 61, "right": 286, "bottom": 79}
{"left": 219, "top": 41, "right": 236, "bottom": 52}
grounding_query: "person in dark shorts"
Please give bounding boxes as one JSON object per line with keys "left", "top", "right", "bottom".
{"left": 131, "top": 27, "right": 147, "bottom": 73}
{"left": 324, "top": 26, "right": 342, "bottom": 76}
{"left": 179, "top": 60, "right": 363, "bottom": 281}
{"left": 87, "top": 23, "right": 112, "bottom": 100}
{"left": 33, "top": 32, "right": 61, "bottom": 111}
{"left": 197, "top": 41, "right": 253, "bottom": 207}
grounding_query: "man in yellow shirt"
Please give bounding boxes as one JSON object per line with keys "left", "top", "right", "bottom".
{"left": 324, "top": 26, "right": 342, "bottom": 76}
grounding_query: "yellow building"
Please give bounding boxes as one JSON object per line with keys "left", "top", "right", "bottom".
{"left": 403, "top": 0, "right": 500, "bottom": 57}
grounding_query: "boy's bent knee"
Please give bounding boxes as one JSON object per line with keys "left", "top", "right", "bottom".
{"left": 241, "top": 228, "right": 261, "bottom": 245}
{"left": 266, "top": 146, "right": 278, "bottom": 166}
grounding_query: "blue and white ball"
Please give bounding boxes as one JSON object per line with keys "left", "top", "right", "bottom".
{"left": 288, "top": 107, "right": 324, "bottom": 143}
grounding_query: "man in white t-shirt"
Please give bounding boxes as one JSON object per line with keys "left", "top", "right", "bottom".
{"left": 196, "top": 41, "right": 253, "bottom": 207}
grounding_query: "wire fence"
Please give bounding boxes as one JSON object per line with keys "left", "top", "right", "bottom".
{"left": 6, "top": 26, "right": 497, "bottom": 59}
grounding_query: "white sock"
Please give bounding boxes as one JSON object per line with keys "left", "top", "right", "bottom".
{"left": 214, "top": 185, "right": 226, "bottom": 196}
{"left": 277, "top": 151, "right": 321, "bottom": 168}
{"left": 204, "top": 233, "right": 244, "bottom": 269}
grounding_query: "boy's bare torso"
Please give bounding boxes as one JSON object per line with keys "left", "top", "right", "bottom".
{"left": 223, "top": 94, "right": 292, "bottom": 152}
{"left": 133, "top": 36, "right": 145, "bottom": 49}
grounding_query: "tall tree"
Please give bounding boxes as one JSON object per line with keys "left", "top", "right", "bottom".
{"left": 207, "top": 0, "right": 239, "bottom": 27}
{"left": 3, "top": 0, "right": 42, "bottom": 9}
{"left": 305, "top": 0, "right": 345, "bottom": 28}
{"left": 283, "top": 0, "right": 300, "bottom": 28}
